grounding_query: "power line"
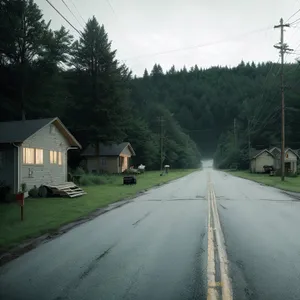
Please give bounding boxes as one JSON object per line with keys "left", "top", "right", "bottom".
{"left": 45, "top": 0, "right": 81, "bottom": 35}
{"left": 249, "top": 60, "right": 281, "bottom": 132}
{"left": 68, "top": 0, "right": 86, "bottom": 25}
{"left": 124, "top": 26, "right": 272, "bottom": 61}
{"left": 287, "top": 8, "right": 300, "bottom": 22}
{"left": 61, "top": 0, "right": 84, "bottom": 28}
{"left": 105, "top": 0, "right": 117, "bottom": 16}
{"left": 290, "top": 17, "right": 300, "bottom": 26}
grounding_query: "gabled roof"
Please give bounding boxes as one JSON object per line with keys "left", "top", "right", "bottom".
{"left": 269, "top": 147, "right": 281, "bottom": 154}
{"left": 285, "top": 148, "right": 300, "bottom": 158}
{"left": 0, "top": 117, "right": 81, "bottom": 148}
{"left": 82, "top": 142, "right": 135, "bottom": 157}
{"left": 269, "top": 147, "right": 300, "bottom": 158}
{"left": 251, "top": 149, "right": 274, "bottom": 159}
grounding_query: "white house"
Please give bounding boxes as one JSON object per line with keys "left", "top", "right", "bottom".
{"left": 250, "top": 147, "right": 299, "bottom": 174}
{"left": 0, "top": 117, "right": 81, "bottom": 193}
{"left": 250, "top": 149, "right": 274, "bottom": 173}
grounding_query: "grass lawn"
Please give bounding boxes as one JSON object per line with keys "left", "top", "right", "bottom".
{"left": 227, "top": 170, "right": 300, "bottom": 193}
{"left": 0, "top": 170, "right": 195, "bottom": 251}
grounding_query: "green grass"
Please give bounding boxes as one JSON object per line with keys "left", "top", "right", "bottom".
{"left": 0, "top": 170, "right": 195, "bottom": 251}
{"left": 227, "top": 170, "right": 300, "bottom": 193}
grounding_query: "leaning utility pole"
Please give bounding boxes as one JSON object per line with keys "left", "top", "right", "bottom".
{"left": 274, "top": 18, "right": 292, "bottom": 181}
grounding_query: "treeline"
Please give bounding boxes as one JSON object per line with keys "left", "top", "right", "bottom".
{"left": 132, "top": 62, "right": 300, "bottom": 169}
{"left": 0, "top": 0, "right": 201, "bottom": 170}
{"left": 2, "top": 1, "right": 300, "bottom": 171}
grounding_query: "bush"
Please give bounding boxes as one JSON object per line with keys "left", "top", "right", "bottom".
{"left": 79, "top": 175, "right": 93, "bottom": 186}
{"left": 79, "top": 174, "right": 115, "bottom": 186}
{"left": 90, "top": 175, "right": 105, "bottom": 185}
{"left": 74, "top": 167, "right": 85, "bottom": 176}
{"left": 29, "top": 186, "right": 39, "bottom": 198}
{"left": 123, "top": 168, "right": 140, "bottom": 175}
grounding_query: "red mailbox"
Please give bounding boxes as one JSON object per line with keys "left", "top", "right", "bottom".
{"left": 16, "top": 193, "right": 25, "bottom": 206}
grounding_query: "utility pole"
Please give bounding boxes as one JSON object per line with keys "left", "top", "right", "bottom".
{"left": 234, "top": 118, "right": 237, "bottom": 147}
{"left": 159, "top": 116, "right": 164, "bottom": 171}
{"left": 274, "top": 18, "right": 292, "bottom": 181}
{"left": 248, "top": 119, "right": 251, "bottom": 160}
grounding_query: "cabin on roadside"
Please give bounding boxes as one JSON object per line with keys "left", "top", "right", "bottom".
{"left": 0, "top": 118, "right": 82, "bottom": 194}
{"left": 81, "top": 142, "right": 136, "bottom": 174}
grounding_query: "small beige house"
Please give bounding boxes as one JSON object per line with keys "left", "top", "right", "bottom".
{"left": 0, "top": 118, "right": 81, "bottom": 193}
{"left": 250, "top": 149, "right": 274, "bottom": 173}
{"left": 82, "top": 142, "right": 136, "bottom": 174}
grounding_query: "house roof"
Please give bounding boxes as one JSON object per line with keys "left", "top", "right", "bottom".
{"left": 285, "top": 148, "right": 300, "bottom": 158}
{"left": 0, "top": 117, "right": 81, "bottom": 148}
{"left": 82, "top": 142, "right": 136, "bottom": 157}
{"left": 251, "top": 149, "right": 274, "bottom": 159}
{"left": 269, "top": 147, "right": 299, "bottom": 158}
{"left": 269, "top": 147, "right": 281, "bottom": 153}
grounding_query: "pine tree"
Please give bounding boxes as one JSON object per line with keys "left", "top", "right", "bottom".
{"left": 71, "top": 16, "right": 132, "bottom": 148}
{"left": 0, "top": 0, "right": 51, "bottom": 119}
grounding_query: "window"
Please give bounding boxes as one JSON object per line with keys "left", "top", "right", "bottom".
{"left": 58, "top": 152, "right": 62, "bottom": 166}
{"left": 35, "top": 149, "right": 43, "bottom": 165}
{"left": 23, "top": 148, "right": 35, "bottom": 164}
{"left": 50, "top": 150, "right": 57, "bottom": 164}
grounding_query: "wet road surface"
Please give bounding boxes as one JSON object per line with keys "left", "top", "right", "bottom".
{"left": 1, "top": 169, "right": 300, "bottom": 300}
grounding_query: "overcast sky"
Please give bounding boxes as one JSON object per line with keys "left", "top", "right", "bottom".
{"left": 37, "top": 0, "right": 300, "bottom": 76}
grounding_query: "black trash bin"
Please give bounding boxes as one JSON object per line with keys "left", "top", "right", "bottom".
{"left": 123, "top": 176, "right": 137, "bottom": 185}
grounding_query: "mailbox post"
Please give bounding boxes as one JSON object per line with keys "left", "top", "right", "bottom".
{"left": 16, "top": 192, "right": 25, "bottom": 221}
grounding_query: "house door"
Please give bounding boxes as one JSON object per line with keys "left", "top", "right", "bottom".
{"left": 285, "top": 162, "right": 291, "bottom": 174}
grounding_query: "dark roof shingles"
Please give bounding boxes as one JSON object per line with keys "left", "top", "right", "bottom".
{"left": 0, "top": 118, "right": 54, "bottom": 143}
{"left": 83, "top": 142, "right": 131, "bottom": 156}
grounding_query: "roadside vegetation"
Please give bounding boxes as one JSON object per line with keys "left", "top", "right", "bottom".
{"left": 0, "top": 170, "right": 195, "bottom": 251}
{"left": 227, "top": 170, "right": 300, "bottom": 193}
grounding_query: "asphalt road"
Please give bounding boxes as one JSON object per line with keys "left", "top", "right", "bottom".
{"left": 1, "top": 169, "right": 300, "bottom": 300}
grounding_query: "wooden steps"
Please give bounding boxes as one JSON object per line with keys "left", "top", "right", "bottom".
{"left": 45, "top": 182, "right": 86, "bottom": 198}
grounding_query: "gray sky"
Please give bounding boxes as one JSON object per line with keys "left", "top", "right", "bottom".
{"left": 37, "top": 0, "right": 300, "bottom": 76}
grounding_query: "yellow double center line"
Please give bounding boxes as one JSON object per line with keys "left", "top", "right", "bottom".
{"left": 207, "top": 173, "right": 233, "bottom": 300}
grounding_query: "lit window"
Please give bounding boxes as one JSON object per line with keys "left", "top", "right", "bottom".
{"left": 50, "top": 150, "right": 57, "bottom": 164}
{"left": 23, "top": 148, "right": 34, "bottom": 164}
{"left": 35, "top": 149, "right": 43, "bottom": 164}
{"left": 58, "top": 152, "right": 62, "bottom": 165}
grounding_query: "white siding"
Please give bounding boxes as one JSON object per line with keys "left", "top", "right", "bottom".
{"left": 285, "top": 150, "right": 298, "bottom": 173}
{"left": 20, "top": 123, "right": 69, "bottom": 190}
{"left": 285, "top": 150, "right": 297, "bottom": 162}
{"left": 254, "top": 152, "right": 274, "bottom": 173}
